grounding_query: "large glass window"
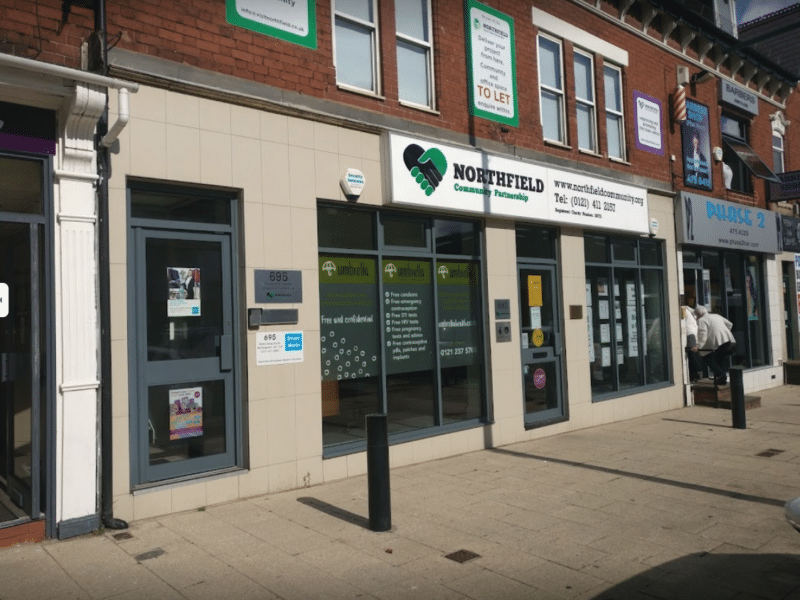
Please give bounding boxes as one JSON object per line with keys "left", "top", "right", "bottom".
{"left": 574, "top": 50, "right": 597, "bottom": 153}
{"left": 604, "top": 64, "right": 625, "bottom": 160}
{"left": 395, "top": 0, "right": 433, "bottom": 108}
{"left": 585, "top": 235, "right": 668, "bottom": 398}
{"left": 538, "top": 35, "right": 565, "bottom": 144}
{"left": 721, "top": 114, "right": 752, "bottom": 193}
{"left": 334, "top": 0, "right": 379, "bottom": 93}
{"left": 318, "top": 206, "right": 486, "bottom": 453}
{"left": 773, "top": 133, "right": 785, "bottom": 174}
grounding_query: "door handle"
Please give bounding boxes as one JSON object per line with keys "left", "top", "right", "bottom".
{"left": 218, "top": 335, "right": 233, "bottom": 371}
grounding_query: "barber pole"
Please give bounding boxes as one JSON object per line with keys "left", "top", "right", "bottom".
{"left": 672, "top": 84, "right": 687, "bottom": 124}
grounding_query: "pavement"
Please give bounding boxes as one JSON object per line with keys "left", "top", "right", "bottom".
{"left": 2, "top": 386, "right": 800, "bottom": 600}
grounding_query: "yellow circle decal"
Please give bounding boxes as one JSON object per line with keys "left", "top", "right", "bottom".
{"left": 532, "top": 329, "right": 544, "bottom": 347}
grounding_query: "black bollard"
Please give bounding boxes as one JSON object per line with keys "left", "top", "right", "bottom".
{"left": 366, "top": 414, "right": 391, "bottom": 531}
{"left": 730, "top": 366, "right": 746, "bottom": 430}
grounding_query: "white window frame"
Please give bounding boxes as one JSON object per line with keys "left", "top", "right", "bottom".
{"left": 604, "top": 63, "right": 626, "bottom": 161}
{"left": 573, "top": 48, "right": 597, "bottom": 153}
{"left": 333, "top": 0, "right": 381, "bottom": 95}
{"left": 395, "top": 0, "right": 434, "bottom": 109}
{"left": 773, "top": 133, "right": 785, "bottom": 174}
{"left": 537, "top": 33, "right": 566, "bottom": 144}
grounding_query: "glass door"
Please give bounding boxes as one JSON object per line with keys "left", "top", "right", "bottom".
{"left": 132, "top": 228, "right": 237, "bottom": 483}
{"left": 518, "top": 265, "right": 564, "bottom": 425}
{"left": 0, "top": 222, "right": 43, "bottom": 521}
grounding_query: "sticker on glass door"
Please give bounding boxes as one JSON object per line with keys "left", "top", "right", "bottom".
{"left": 167, "top": 267, "right": 201, "bottom": 317}
{"left": 169, "top": 386, "right": 203, "bottom": 440}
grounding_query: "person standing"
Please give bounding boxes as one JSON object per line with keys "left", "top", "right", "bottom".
{"left": 695, "top": 305, "right": 736, "bottom": 386}
{"left": 682, "top": 305, "right": 703, "bottom": 382}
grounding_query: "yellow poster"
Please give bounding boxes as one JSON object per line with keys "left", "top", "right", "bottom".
{"left": 528, "top": 275, "right": 543, "bottom": 307}
{"left": 532, "top": 329, "right": 544, "bottom": 347}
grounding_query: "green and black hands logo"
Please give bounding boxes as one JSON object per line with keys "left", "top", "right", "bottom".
{"left": 403, "top": 144, "right": 447, "bottom": 197}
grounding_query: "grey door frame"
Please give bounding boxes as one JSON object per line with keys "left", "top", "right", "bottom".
{"left": 129, "top": 224, "right": 240, "bottom": 486}
{"left": 517, "top": 262, "right": 566, "bottom": 427}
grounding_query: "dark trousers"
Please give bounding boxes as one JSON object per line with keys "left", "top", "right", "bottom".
{"left": 703, "top": 341, "right": 734, "bottom": 379}
{"left": 686, "top": 348, "right": 703, "bottom": 378}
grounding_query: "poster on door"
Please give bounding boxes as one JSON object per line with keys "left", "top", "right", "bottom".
{"left": 169, "top": 387, "right": 203, "bottom": 440}
{"left": 167, "top": 267, "right": 201, "bottom": 317}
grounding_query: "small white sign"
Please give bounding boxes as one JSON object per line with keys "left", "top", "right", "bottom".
{"left": 256, "top": 331, "right": 304, "bottom": 365}
{"left": 0, "top": 283, "right": 7, "bottom": 318}
{"left": 340, "top": 168, "right": 366, "bottom": 197}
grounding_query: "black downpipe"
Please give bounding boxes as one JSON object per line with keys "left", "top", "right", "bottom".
{"left": 95, "top": 0, "right": 127, "bottom": 530}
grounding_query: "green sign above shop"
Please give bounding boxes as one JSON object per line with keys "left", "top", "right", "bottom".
{"left": 226, "top": 0, "right": 317, "bottom": 50}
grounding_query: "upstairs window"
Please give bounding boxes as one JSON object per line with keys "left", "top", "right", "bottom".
{"left": 538, "top": 35, "right": 565, "bottom": 144}
{"left": 773, "top": 133, "right": 784, "bottom": 174}
{"left": 395, "top": 0, "right": 434, "bottom": 108}
{"left": 334, "top": 0, "right": 380, "bottom": 94}
{"left": 721, "top": 114, "right": 752, "bottom": 193}
{"left": 574, "top": 49, "right": 597, "bottom": 153}
{"left": 604, "top": 64, "right": 625, "bottom": 160}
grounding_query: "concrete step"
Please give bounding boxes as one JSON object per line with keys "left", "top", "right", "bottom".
{"left": 692, "top": 380, "right": 761, "bottom": 410}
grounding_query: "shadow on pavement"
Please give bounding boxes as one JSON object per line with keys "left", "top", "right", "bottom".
{"left": 588, "top": 552, "right": 800, "bottom": 600}
{"left": 296, "top": 497, "right": 370, "bottom": 529}
{"left": 490, "top": 448, "right": 786, "bottom": 508}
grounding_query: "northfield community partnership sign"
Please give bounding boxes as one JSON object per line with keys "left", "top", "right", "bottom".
{"left": 227, "top": 0, "right": 316, "bottom": 49}
{"left": 465, "top": 0, "right": 518, "bottom": 127}
{"left": 388, "top": 133, "right": 649, "bottom": 233}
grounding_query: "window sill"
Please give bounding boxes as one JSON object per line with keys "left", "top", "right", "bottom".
{"left": 336, "top": 83, "right": 385, "bottom": 101}
{"left": 399, "top": 100, "right": 440, "bottom": 115}
{"left": 132, "top": 467, "right": 244, "bottom": 495}
{"left": 544, "top": 139, "right": 572, "bottom": 151}
{"left": 578, "top": 148, "right": 602, "bottom": 158}
{"left": 609, "top": 156, "right": 630, "bottom": 166}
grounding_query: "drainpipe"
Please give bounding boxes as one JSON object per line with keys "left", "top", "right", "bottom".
{"left": 95, "top": 0, "right": 128, "bottom": 531}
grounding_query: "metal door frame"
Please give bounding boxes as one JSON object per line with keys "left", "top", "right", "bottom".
{"left": 517, "top": 262, "right": 566, "bottom": 427}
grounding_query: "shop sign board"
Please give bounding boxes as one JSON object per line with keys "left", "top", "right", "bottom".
{"left": 226, "top": 0, "right": 316, "bottom": 49}
{"left": 781, "top": 215, "right": 800, "bottom": 252}
{"left": 676, "top": 191, "right": 781, "bottom": 254}
{"left": 465, "top": 0, "right": 518, "bottom": 127}
{"left": 254, "top": 269, "right": 302, "bottom": 303}
{"left": 681, "top": 99, "right": 713, "bottom": 191}
{"left": 388, "top": 133, "right": 649, "bottom": 234}
{"left": 769, "top": 170, "right": 800, "bottom": 203}
{"left": 720, "top": 80, "right": 758, "bottom": 116}
{"left": 633, "top": 91, "right": 663, "bottom": 156}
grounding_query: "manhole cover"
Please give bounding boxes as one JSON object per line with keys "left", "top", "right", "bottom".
{"left": 757, "top": 449, "right": 785, "bottom": 457}
{"left": 445, "top": 549, "right": 480, "bottom": 563}
{"left": 113, "top": 532, "right": 133, "bottom": 540}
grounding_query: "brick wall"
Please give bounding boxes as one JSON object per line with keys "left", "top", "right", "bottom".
{"left": 2, "top": 0, "right": 795, "bottom": 204}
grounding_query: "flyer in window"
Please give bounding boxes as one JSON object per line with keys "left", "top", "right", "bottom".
{"left": 598, "top": 300, "right": 610, "bottom": 320}
{"left": 627, "top": 307, "right": 639, "bottom": 357}
{"left": 587, "top": 310, "right": 594, "bottom": 362}
{"left": 597, "top": 278, "right": 609, "bottom": 296}
{"left": 600, "top": 323, "right": 611, "bottom": 343}
{"left": 586, "top": 281, "right": 592, "bottom": 307}
{"left": 616, "top": 322, "right": 623, "bottom": 340}
{"left": 626, "top": 282, "right": 636, "bottom": 305}
{"left": 614, "top": 283, "right": 620, "bottom": 297}
{"left": 615, "top": 300, "right": 622, "bottom": 320}
{"left": 167, "top": 267, "right": 201, "bottom": 317}
{"left": 601, "top": 346, "right": 611, "bottom": 367}
{"left": 169, "top": 387, "right": 203, "bottom": 440}
{"left": 617, "top": 346, "right": 625, "bottom": 363}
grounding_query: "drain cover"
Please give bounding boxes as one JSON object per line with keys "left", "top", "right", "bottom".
{"left": 756, "top": 449, "right": 785, "bottom": 457}
{"left": 113, "top": 532, "right": 133, "bottom": 540}
{"left": 445, "top": 549, "right": 480, "bottom": 563}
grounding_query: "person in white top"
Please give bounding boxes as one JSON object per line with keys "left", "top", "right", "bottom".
{"left": 682, "top": 305, "right": 702, "bottom": 382}
{"left": 695, "top": 305, "right": 736, "bottom": 386}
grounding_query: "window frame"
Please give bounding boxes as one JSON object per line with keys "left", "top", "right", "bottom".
{"left": 332, "top": 0, "right": 381, "bottom": 96}
{"left": 573, "top": 48, "right": 598, "bottom": 153}
{"left": 721, "top": 113, "right": 753, "bottom": 193}
{"left": 537, "top": 33, "right": 567, "bottom": 145}
{"left": 395, "top": 0, "right": 435, "bottom": 109}
{"left": 603, "top": 63, "right": 626, "bottom": 161}
{"left": 318, "top": 204, "right": 489, "bottom": 457}
{"left": 773, "top": 133, "right": 785, "bottom": 174}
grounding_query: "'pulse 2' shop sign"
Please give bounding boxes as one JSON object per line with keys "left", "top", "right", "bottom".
{"left": 388, "top": 133, "right": 649, "bottom": 233}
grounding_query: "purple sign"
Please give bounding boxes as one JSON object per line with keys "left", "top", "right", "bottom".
{"left": 633, "top": 90, "right": 663, "bottom": 156}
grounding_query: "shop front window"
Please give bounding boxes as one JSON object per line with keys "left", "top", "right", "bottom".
{"left": 318, "top": 205, "right": 486, "bottom": 453}
{"left": 585, "top": 235, "right": 668, "bottom": 398}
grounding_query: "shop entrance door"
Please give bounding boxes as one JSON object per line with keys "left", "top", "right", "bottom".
{"left": 0, "top": 221, "right": 43, "bottom": 524}
{"left": 518, "top": 265, "right": 564, "bottom": 425}
{"left": 131, "top": 228, "right": 238, "bottom": 484}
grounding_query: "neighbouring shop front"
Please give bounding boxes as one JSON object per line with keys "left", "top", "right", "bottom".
{"left": 676, "top": 191, "right": 783, "bottom": 389}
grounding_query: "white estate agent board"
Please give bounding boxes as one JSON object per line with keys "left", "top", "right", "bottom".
{"left": 466, "top": 0, "right": 518, "bottom": 127}
{"left": 388, "top": 133, "right": 649, "bottom": 233}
